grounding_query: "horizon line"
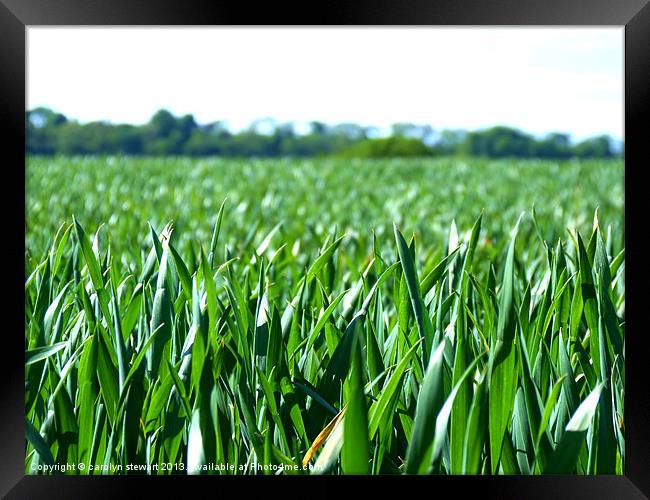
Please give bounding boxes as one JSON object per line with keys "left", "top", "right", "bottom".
{"left": 26, "top": 106, "right": 624, "bottom": 144}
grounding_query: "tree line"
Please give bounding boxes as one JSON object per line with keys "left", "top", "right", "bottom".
{"left": 27, "top": 108, "right": 621, "bottom": 159}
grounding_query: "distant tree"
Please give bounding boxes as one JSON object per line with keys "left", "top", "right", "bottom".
{"left": 26, "top": 107, "right": 69, "bottom": 154}
{"left": 25, "top": 107, "right": 623, "bottom": 159}
{"left": 533, "top": 133, "right": 572, "bottom": 159}
{"left": 574, "top": 135, "right": 614, "bottom": 158}
{"left": 149, "top": 109, "right": 177, "bottom": 137}
{"left": 463, "top": 126, "right": 534, "bottom": 158}
{"left": 391, "top": 123, "right": 418, "bottom": 138}
{"left": 184, "top": 128, "right": 220, "bottom": 156}
{"left": 178, "top": 114, "right": 198, "bottom": 140}
{"left": 204, "top": 121, "right": 231, "bottom": 138}
{"left": 337, "top": 136, "right": 434, "bottom": 158}
{"left": 434, "top": 130, "right": 466, "bottom": 156}
{"left": 142, "top": 110, "right": 192, "bottom": 155}
{"left": 331, "top": 123, "right": 367, "bottom": 141}
{"left": 111, "top": 124, "right": 143, "bottom": 155}
{"left": 309, "top": 121, "right": 329, "bottom": 136}
{"left": 27, "top": 107, "right": 68, "bottom": 128}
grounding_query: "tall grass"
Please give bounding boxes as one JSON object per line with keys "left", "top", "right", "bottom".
{"left": 25, "top": 195, "right": 624, "bottom": 474}
{"left": 26, "top": 157, "right": 624, "bottom": 261}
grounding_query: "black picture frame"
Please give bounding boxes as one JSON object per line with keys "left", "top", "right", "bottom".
{"left": 2, "top": 1, "right": 648, "bottom": 497}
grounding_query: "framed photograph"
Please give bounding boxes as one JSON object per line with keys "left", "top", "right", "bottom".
{"left": 2, "top": 0, "right": 648, "bottom": 497}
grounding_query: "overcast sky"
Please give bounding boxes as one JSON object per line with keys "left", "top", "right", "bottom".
{"left": 27, "top": 27, "right": 623, "bottom": 141}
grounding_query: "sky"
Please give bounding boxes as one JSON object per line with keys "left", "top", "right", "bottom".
{"left": 27, "top": 27, "right": 623, "bottom": 141}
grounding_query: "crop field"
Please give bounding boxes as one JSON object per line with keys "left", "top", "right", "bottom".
{"left": 25, "top": 157, "right": 624, "bottom": 474}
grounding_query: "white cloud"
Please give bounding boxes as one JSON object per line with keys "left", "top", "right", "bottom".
{"left": 27, "top": 27, "right": 623, "bottom": 141}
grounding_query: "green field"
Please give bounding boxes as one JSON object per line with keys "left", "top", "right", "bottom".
{"left": 25, "top": 157, "right": 625, "bottom": 474}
